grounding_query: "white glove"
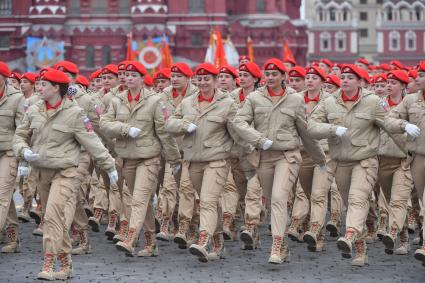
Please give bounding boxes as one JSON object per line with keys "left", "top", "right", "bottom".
{"left": 17, "top": 166, "right": 29, "bottom": 177}
{"left": 128, "top": 127, "right": 141, "bottom": 138}
{"left": 171, "top": 163, "right": 181, "bottom": 175}
{"left": 262, "top": 139, "right": 273, "bottom": 150}
{"left": 405, "top": 123, "right": 420, "bottom": 138}
{"left": 23, "top": 149, "right": 40, "bottom": 162}
{"left": 335, "top": 126, "right": 348, "bottom": 137}
{"left": 108, "top": 170, "right": 119, "bottom": 186}
{"left": 187, "top": 123, "right": 197, "bottom": 133}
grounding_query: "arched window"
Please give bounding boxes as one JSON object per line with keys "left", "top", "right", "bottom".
{"left": 387, "top": 7, "right": 393, "bottom": 21}
{"left": 188, "top": 0, "right": 205, "bottom": 13}
{"left": 335, "top": 31, "right": 346, "bottom": 52}
{"left": 389, "top": 30, "right": 400, "bottom": 51}
{"left": 415, "top": 6, "right": 422, "bottom": 21}
{"left": 318, "top": 8, "right": 323, "bottom": 21}
{"left": 102, "top": 46, "right": 111, "bottom": 65}
{"left": 342, "top": 9, "right": 349, "bottom": 22}
{"left": 330, "top": 8, "right": 336, "bottom": 21}
{"left": 320, "top": 32, "right": 331, "bottom": 52}
{"left": 399, "top": 7, "right": 410, "bottom": 21}
{"left": 86, "top": 45, "right": 95, "bottom": 68}
{"left": 405, "top": 30, "right": 416, "bottom": 51}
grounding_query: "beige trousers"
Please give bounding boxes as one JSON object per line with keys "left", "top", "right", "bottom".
{"left": 410, "top": 153, "right": 425, "bottom": 240}
{"left": 0, "top": 151, "right": 17, "bottom": 231}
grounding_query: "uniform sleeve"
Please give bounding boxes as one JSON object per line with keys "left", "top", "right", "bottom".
{"left": 295, "top": 101, "right": 326, "bottom": 165}
{"left": 384, "top": 97, "right": 410, "bottom": 134}
{"left": 15, "top": 95, "right": 26, "bottom": 127}
{"left": 232, "top": 98, "right": 266, "bottom": 148}
{"left": 154, "top": 101, "right": 181, "bottom": 164}
{"left": 99, "top": 98, "right": 130, "bottom": 139}
{"left": 73, "top": 110, "right": 116, "bottom": 172}
{"left": 307, "top": 100, "right": 339, "bottom": 140}
{"left": 226, "top": 101, "right": 242, "bottom": 144}
{"left": 164, "top": 102, "right": 191, "bottom": 136}
{"left": 13, "top": 112, "right": 32, "bottom": 160}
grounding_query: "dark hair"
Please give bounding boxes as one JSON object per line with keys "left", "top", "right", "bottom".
{"left": 51, "top": 82, "right": 70, "bottom": 97}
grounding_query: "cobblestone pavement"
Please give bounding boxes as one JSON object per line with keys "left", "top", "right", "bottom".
{"left": 0, "top": 214, "right": 424, "bottom": 283}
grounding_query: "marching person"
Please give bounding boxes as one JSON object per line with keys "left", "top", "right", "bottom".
{"left": 165, "top": 63, "right": 238, "bottom": 262}
{"left": 233, "top": 58, "right": 325, "bottom": 264}
{"left": 100, "top": 61, "right": 180, "bottom": 257}
{"left": 287, "top": 66, "right": 306, "bottom": 93}
{"left": 217, "top": 65, "right": 238, "bottom": 92}
{"left": 153, "top": 68, "right": 171, "bottom": 93}
{"left": 13, "top": 68, "right": 117, "bottom": 280}
{"left": 307, "top": 64, "right": 387, "bottom": 266}
{"left": 384, "top": 61, "right": 425, "bottom": 267}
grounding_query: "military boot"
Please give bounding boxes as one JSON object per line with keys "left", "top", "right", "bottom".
{"left": 55, "top": 253, "right": 73, "bottom": 280}
{"left": 365, "top": 220, "right": 376, "bottom": 243}
{"left": 105, "top": 211, "right": 119, "bottom": 241}
{"left": 268, "top": 235, "right": 290, "bottom": 264}
{"left": 326, "top": 210, "right": 341, "bottom": 237}
{"left": 208, "top": 233, "right": 226, "bottom": 260}
{"left": 189, "top": 230, "right": 210, "bottom": 263}
{"left": 116, "top": 228, "right": 137, "bottom": 257}
{"left": 222, "top": 212, "right": 234, "bottom": 241}
{"left": 394, "top": 227, "right": 410, "bottom": 255}
{"left": 382, "top": 225, "right": 398, "bottom": 255}
{"left": 113, "top": 220, "right": 129, "bottom": 244}
{"left": 376, "top": 214, "right": 387, "bottom": 240}
{"left": 240, "top": 222, "right": 260, "bottom": 250}
{"left": 71, "top": 229, "right": 91, "bottom": 255}
{"left": 351, "top": 239, "right": 368, "bottom": 267}
{"left": 174, "top": 220, "right": 189, "bottom": 249}
{"left": 88, "top": 208, "right": 103, "bottom": 232}
{"left": 137, "top": 231, "right": 158, "bottom": 257}
{"left": 337, "top": 227, "right": 358, "bottom": 258}
{"left": 32, "top": 220, "right": 44, "bottom": 237}
{"left": 156, "top": 216, "right": 170, "bottom": 241}
{"left": 287, "top": 217, "right": 302, "bottom": 242}
{"left": 1, "top": 226, "right": 20, "bottom": 253}
{"left": 303, "top": 222, "right": 322, "bottom": 252}
{"left": 37, "top": 252, "right": 55, "bottom": 281}
{"left": 18, "top": 199, "right": 32, "bottom": 222}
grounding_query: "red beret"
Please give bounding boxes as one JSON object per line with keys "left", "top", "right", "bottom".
{"left": 306, "top": 66, "right": 326, "bottom": 81}
{"left": 325, "top": 75, "right": 340, "bottom": 87}
{"left": 55, "top": 60, "right": 79, "bottom": 74}
{"left": 219, "top": 65, "right": 238, "bottom": 78}
{"left": 239, "top": 55, "right": 249, "bottom": 62}
{"left": 358, "top": 68, "right": 370, "bottom": 83}
{"left": 288, "top": 66, "right": 306, "bottom": 78}
{"left": 153, "top": 68, "right": 171, "bottom": 80}
{"left": 283, "top": 58, "right": 297, "bottom": 66}
{"left": 21, "top": 72, "right": 37, "bottom": 84}
{"left": 40, "top": 69, "right": 71, "bottom": 84}
{"left": 9, "top": 72, "right": 21, "bottom": 81}
{"left": 171, "top": 63, "right": 193, "bottom": 77}
{"left": 38, "top": 67, "right": 51, "bottom": 77}
{"left": 117, "top": 60, "right": 132, "bottom": 71}
{"left": 380, "top": 64, "right": 391, "bottom": 71}
{"left": 418, "top": 61, "right": 425, "bottom": 72}
{"left": 390, "top": 60, "right": 405, "bottom": 70}
{"left": 239, "top": 62, "right": 262, "bottom": 79}
{"left": 0, "top": 61, "right": 11, "bottom": 77}
{"left": 126, "top": 61, "right": 147, "bottom": 76}
{"left": 356, "top": 58, "right": 370, "bottom": 66}
{"left": 368, "top": 65, "right": 376, "bottom": 70}
{"left": 372, "top": 74, "right": 387, "bottom": 84}
{"left": 195, "top": 63, "right": 219, "bottom": 76}
{"left": 319, "top": 58, "right": 333, "bottom": 68}
{"left": 89, "top": 69, "right": 102, "bottom": 80}
{"left": 408, "top": 69, "right": 418, "bottom": 79}
{"left": 341, "top": 64, "right": 363, "bottom": 79}
{"left": 144, "top": 75, "right": 154, "bottom": 87}
{"left": 263, "top": 58, "right": 286, "bottom": 73}
{"left": 76, "top": 75, "right": 89, "bottom": 87}
{"left": 387, "top": 70, "right": 409, "bottom": 84}
{"left": 101, "top": 64, "right": 118, "bottom": 75}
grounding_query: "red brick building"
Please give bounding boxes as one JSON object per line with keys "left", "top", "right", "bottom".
{"left": 0, "top": 0, "right": 307, "bottom": 74}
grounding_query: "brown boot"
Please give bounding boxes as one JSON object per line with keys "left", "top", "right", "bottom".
{"left": 55, "top": 253, "right": 73, "bottom": 280}
{"left": 156, "top": 216, "right": 170, "bottom": 242}
{"left": 189, "top": 230, "right": 210, "bottom": 263}
{"left": 376, "top": 214, "right": 387, "bottom": 240}
{"left": 303, "top": 222, "right": 323, "bottom": 252}
{"left": 365, "top": 220, "right": 376, "bottom": 243}
{"left": 414, "top": 242, "right": 425, "bottom": 264}
{"left": 316, "top": 235, "right": 326, "bottom": 252}
{"left": 268, "top": 235, "right": 290, "bottom": 264}
{"left": 240, "top": 222, "right": 260, "bottom": 250}
{"left": 351, "top": 239, "right": 368, "bottom": 266}
{"left": 37, "top": 252, "right": 55, "bottom": 280}
{"left": 174, "top": 220, "right": 189, "bottom": 249}
{"left": 113, "top": 220, "right": 129, "bottom": 244}
{"left": 116, "top": 227, "right": 137, "bottom": 256}
{"left": 394, "top": 227, "right": 410, "bottom": 255}
{"left": 407, "top": 207, "right": 417, "bottom": 234}
{"left": 72, "top": 229, "right": 91, "bottom": 255}
{"left": 326, "top": 210, "right": 341, "bottom": 237}
{"left": 208, "top": 233, "right": 226, "bottom": 260}
{"left": 337, "top": 227, "right": 358, "bottom": 258}
{"left": 287, "top": 218, "right": 301, "bottom": 242}
{"left": 105, "top": 211, "right": 119, "bottom": 241}
{"left": 70, "top": 224, "right": 80, "bottom": 246}
{"left": 32, "top": 220, "right": 44, "bottom": 237}
{"left": 137, "top": 231, "right": 158, "bottom": 257}
{"left": 187, "top": 223, "right": 198, "bottom": 246}
{"left": 222, "top": 212, "right": 234, "bottom": 241}
{"left": 29, "top": 202, "right": 42, "bottom": 225}
{"left": 88, "top": 208, "right": 103, "bottom": 232}
{"left": 18, "top": 200, "right": 32, "bottom": 222}
{"left": 1, "top": 226, "right": 20, "bottom": 253}
{"left": 382, "top": 225, "right": 398, "bottom": 254}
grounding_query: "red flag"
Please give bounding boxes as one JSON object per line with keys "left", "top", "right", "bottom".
{"left": 161, "top": 35, "right": 173, "bottom": 69}
{"left": 126, "top": 32, "right": 133, "bottom": 60}
{"left": 282, "top": 40, "right": 295, "bottom": 63}
{"left": 214, "top": 29, "right": 227, "bottom": 68}
{"left": 247, "top": 36, "right": 254, "bottom": 62}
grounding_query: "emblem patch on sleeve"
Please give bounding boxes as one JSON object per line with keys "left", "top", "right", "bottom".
{"left": 83, "top": 116, "right": 94, "bottom": 132}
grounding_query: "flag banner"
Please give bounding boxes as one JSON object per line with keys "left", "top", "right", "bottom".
{"left": 26, "top": 36, "right": 65, "bottom": 72}
{"left": 205, "top": 30, "right": 239, "bottom": 67}
{"left": 131, "top": 36, "right": 170, "bottom": 71}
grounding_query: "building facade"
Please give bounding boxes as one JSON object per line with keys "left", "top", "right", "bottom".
{"left": 305, "top": 0, "right": 425, "bottom": 65}
{"left": 0, "top": 0, "right": 307, "bottom": 74}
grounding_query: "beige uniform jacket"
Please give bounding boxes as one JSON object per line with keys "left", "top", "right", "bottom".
{"left": 95, "top": 85, "right": 124, "bottom": 113}
{"left": 165, "top": 89, "right": 238, "bottom": 162}
{"left": 0, "top": 85, "right": 25, "bottom": 153}
{"left": 73, "top": 87, "right": 101, "bottom": 132}
{"left": 100, "top": 88, "right": 180, "bottom": 163}
{"left": 13, "top": 98, "right": 115, "bottom": 172}
{"left": 384, "top": 91, "right": 425, "bottom": 156}
{"left": 378, "top": 96, "right": 407, "bottom": 158}
{"left": 308, "top": 88, "right": 386, "bottom": 162}
{"left": 232, "top": 86, "right": 325, "bottom": 164}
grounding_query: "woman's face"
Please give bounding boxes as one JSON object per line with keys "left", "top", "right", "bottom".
{"left": 238, "top": 71, "right": 256, "bottom": 90}
{"left": 20, "top": 78, "right": 34, "bottom": 93}
{"left": 197, "top": 74, "right": 216, "bottom": 94}
{"left": 340, "top": 73, "right": 360, "bottom": 93}
{"left": 322, "top": 83, "right": 338, "bottom": 94}
{"left": 217, "top": 73, "right": 235, "bottom": 91}
{"left": 386, "top": 79, "right": 404, "bottom": 97}
{"left": 125, "top": 71, "right": 143, "bottom": 89}
{"left": 39, "top": 80, "right": 58, "bottom": 101}
{"left": 305, "top": 74, "right": 322, "bottom": 92}
{"left": 102, "top": 73, "right": 119, "bottom": 91}
{"left": 154, "top": 79, "right": 171, "bottom": 92}
{"left": 374, "top": 82, "right": 387, "bottom": 96}
{"left": 264, "top": 70, "right": 284, "bottom": 89}
{"left": 406, "top": 77, "right": 419, "bottom": 94}
{"left": 288, "top": 77, "right": 305, "bottom": 93}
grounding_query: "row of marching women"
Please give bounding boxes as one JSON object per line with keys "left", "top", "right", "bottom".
{"left": 0, "top": 54, "right": 424, "bottom": 281}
